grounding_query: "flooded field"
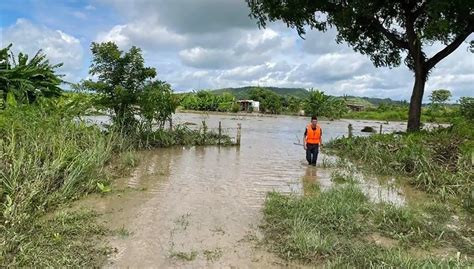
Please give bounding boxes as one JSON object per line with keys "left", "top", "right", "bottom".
{"left": 80, "top": 113, "right": 420, "bottom": 268}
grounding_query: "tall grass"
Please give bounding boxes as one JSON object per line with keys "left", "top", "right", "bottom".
{"left": 0, "top": 104, "right": 118, "bottom": 266}
{"left": 0, "top": 102, "right": 234, "bottom": 266}
{"left": 326, "top": 120, "right": 474, "bottom": 210}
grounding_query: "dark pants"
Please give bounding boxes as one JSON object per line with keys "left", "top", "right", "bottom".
{"left": 306, "top": 144, "right": 319, "bottom": 165}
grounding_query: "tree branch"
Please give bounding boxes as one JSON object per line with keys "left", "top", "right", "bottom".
{"left": 373, "top": 19, "right": 410, "bottom": 50}
{"left": 426, "top": 27, "right": 474, "bottom": 70}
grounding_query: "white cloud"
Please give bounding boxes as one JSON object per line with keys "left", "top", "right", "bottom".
{"left": 2, "top": 19, "right": 84, "bottom": 82}
{"left": 7, "top": 1, "right": 470, "bottom": 99}
{"left": 96, "top": 20, "right": 186, "bottom": 50}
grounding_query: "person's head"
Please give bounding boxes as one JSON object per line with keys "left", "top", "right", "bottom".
{"left": 310, "top": 116, "right": 318, "bottom": 126}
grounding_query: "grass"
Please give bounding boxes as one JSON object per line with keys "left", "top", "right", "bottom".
{"left": 326, "top": 119, "right": 474, "bottom": 211}
{"left": 169, "top": 250, "right": 198, "bottom": 261}
{"left": 260, "top": 121, "right": 473, "bottom": 267}
{"left": 1, "top": 209, "right": 110, "bottom": 267}
{"left": 343, "top": 106, "right": 457, "bottom": 123}
{"left": 0, "top": 102, "right": 234, "bottom": 266}
{"left": 262, "top": 182, "right": 472, "bottom": 267}
{"left": 0, "top": 105, "right": 116, "bottom": 266}
{"left": 203, "top": 248, "right": 223, "bottom": 262}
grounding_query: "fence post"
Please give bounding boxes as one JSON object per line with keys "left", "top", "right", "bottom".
{"left": 348, "top": 124, "right": 353, "bottom": 138}
{"left": 169, "top": 117, "right": 173, "bottom": 130}
{"left": 218, "top": 121, "right": 222, "bottom": 145}
{"left": 236, "top": 123, "right": 241, "bottom": 146}
{"left": 202, "top": 121, "right": 207, "bottom": 134}
{"left": 379, "top": 124, "right": 382, "bottom": 134}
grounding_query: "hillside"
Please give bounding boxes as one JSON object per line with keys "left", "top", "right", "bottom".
{"left": 210, "top": 86, "right": 405, "bottom": 107}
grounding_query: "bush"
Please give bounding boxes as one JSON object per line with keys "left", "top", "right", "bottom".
{"left": 459, "top": 97, "right": 474, "bottom": 121}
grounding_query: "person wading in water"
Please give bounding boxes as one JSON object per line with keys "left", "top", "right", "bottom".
{"left": 303, "top": 116, "right": 323, "bottom": 166}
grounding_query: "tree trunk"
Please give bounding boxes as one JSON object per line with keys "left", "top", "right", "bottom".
{"left": 407, "top": 69, "right": 427, "bottom": 132}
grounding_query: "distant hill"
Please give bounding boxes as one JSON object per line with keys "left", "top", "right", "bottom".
{"left": 341, "top": 95, "right": 408, "bottom": 106}
{"left": 210, "top": 86, "right": 405, "bottom": 107}
{"left": 212, "top": 86, "right": 310, "bottom": 99}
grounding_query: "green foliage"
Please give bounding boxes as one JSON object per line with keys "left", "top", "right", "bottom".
{"left": 2, "top": 210, "right": 109, "bottom": 267}
{"left": 459, "top": 97, "right": 474, "bottom": 121}
{"left": 83, "top": 42, "right": 156, "bottom": 128}
{"left": 134, "top": 124, "right": 233, "bottom": 148}
{"left": 327, "top": 121, "right": 474, "bottom": 209}
{"left": 262, "top": 185, "right": 469, "bottom": 267}
{"left": 247, "top": 0, "right": 474, "bottom": 131}
{"left": 304, "top": 90, "right": 348, "bottom": 118}
{"left": 212, "top": 86, "right": 309, "bottom": 99}
{"left": 180, "top": 90, "right": 236, "bottom": 112}
{"left": 0, "top": 101, "right": 117, "bottom": 266}
{"left": 0, "top": 44, "right": 63, "bottom": 105}
{"left": 430, "top": 89, "right": 452, "bottom": 105}
{"left": 139, "top": 80, "right": 177, "bottom": 129}
{"left": 286, "top": 96, "right": 302, "bottom": 113}
{"left": 247, "top": 1, "right": 473, "bottom": 70}
{"left": 249, "top": 87, "right": 282, "bottom": 114}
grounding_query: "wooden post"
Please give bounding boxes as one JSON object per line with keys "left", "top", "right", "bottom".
{"left": 169, "top": 117, "right": 173, "bottom": 130}
{"left": 202, "top": 121, "right": 207, "bottom": 134}
{"left": 236, "top": 123, "right": 241, "bottom": 145}
{"left": 379, "top": 124, "right": 382, "bottom": 134}
{"left": 218, "top": 121, "right": 222, "bottom": 145}
{"left": 348, "top": 124, "right": 353, "bottom": 138}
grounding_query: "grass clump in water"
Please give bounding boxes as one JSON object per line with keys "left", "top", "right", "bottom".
{"left": 262, "top": 184, "right": 472, "bottom": 267}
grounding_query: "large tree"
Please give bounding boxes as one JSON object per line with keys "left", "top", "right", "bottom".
{"left": 247, "top": 0, "right": 473, "bottom": 131}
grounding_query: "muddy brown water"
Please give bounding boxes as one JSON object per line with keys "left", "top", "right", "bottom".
{"left": 80, "top": 113, "right": 419, "bottom": 268}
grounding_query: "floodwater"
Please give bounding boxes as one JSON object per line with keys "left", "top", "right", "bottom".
{"left": 81, "top": 113, "right": 415, "bottom": 268}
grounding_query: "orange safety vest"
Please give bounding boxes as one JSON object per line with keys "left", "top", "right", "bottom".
{"left": 306, "top": 124, "right": 321, "bottom": 144}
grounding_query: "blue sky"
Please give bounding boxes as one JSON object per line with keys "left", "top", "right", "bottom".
{"left": 1, "top": 0, "right": 473, "bottom": 101}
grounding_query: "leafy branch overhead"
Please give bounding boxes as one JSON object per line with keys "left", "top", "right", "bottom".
{"left": 247, "top": 0, "right": 474, "bottom": 131}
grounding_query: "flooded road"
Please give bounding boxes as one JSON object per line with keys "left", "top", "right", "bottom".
{"left": 82, "top": 113, "right": 412, "bottom": 268}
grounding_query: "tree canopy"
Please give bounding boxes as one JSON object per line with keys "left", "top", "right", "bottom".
{"left": 429, "top": 89, "right": 452, "bottom": 105}
{"left": 247, "top": 0, "right": 474, "bottom": 131}
{"left": 84, "top": 42, "right": 156, "bottom": 127}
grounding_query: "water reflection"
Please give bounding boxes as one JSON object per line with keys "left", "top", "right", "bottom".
{"left": 302, "top": 166, "right": 320, "bottom": 196}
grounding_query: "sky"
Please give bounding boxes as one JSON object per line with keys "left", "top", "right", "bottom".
{"left": 1, "top": 0, "right": 473, "bottom": 101}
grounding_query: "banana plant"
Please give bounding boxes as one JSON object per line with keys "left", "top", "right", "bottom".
{"left": 0, "top": 44, "right": 63, "bottom": 105}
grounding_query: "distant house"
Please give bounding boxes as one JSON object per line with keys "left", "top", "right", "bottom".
{"left": 237, "top": 100, "right": 260, "bottom": 112}
{"left": 346, "top": 103, "right": 365, "bottom": 112}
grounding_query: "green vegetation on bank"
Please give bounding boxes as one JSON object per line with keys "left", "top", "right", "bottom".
{"left": 259, "top": 97, "right": 473, "bottom": 267}
{"left": 327, "top": 119, "right": 473, "bottom": 209}
{"left": 0, "top": 43, "right": 232, "bottom": 267}
{"left": 212, "top": 86, "right": 310, "bottom": 99}
{"left": 178, "top": 87, "right": 466, "bottom": 125}
{"left": 263, "top": 182, "right": 471, "bottom": 267}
